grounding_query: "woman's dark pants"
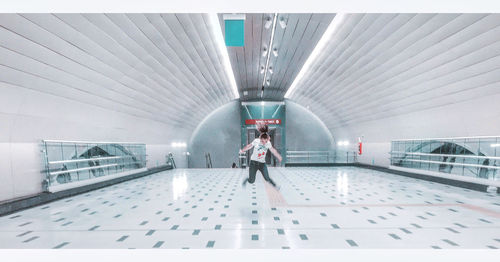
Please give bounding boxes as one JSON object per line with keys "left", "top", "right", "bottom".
{"left": 243, "top": 160, "right": 277, "bottom": 187}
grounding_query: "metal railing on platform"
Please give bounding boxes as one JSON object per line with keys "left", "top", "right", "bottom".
{"left": 205, "top": 153, "right": 213, "bottom": 168}
{"left": 390, "top": 136, "right": 500, "bottom": 181}
{"left": 286, "top": 150, "right": 357, "bottom": 164}
{"left": 42, "top": 140, "right": 147, "bottom": 192}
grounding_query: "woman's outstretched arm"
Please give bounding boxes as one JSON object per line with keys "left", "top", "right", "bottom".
{"left": 239, "top": 143, "right": 254, "bottom": 154}
{"left": 269, "top": 146, "right": 283, "bottom": 162}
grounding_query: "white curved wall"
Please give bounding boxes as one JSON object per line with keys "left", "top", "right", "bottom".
{"left": 285, "top": 100, "right": 335, "bottom": 151}
{"left": 188, "top": 100, "right": 335, "bottom": 168}
{"left": 331, "top": 92, "right": 500, "bottom": 167}
{"left": 285, "top": 14, "right": 500, "bottom": 167}
{"left": 0, "top": 13, "right": 237, "bottom": 202}
{"left": 188, "top": 101, "right": 241, "bottom": 168}
{"left": 0, "top": 83, "right": 189, "bottom": 202}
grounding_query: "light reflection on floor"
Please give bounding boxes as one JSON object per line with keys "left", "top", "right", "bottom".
{"left": 0, "top": 167, "right": 499, "bottom": 249}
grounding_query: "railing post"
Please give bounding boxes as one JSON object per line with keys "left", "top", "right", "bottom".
{"left": 74, "top": 143, "right": 79, "bottom": 181}
{"left": 43, "top": 141, "right": 50, "bottom": 190}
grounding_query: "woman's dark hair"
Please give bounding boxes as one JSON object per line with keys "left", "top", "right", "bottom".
{"left": 258, "top": 124, "right": 269, "bottom": 140}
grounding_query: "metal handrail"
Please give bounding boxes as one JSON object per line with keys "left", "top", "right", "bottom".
{"left": 238, "top": 153, "right": 247, "bottom": 159}
{"left": 286, "top": 152, "right": 332, "bottom": 155}
{"left": 49, "top": 155, "right": 135, "bottom": 165}
{"left": 395, "top": 158, "right": 500, "bottom": 170}
{"left": 167, "top": 153, "right": 176, "bottom": 169}
{"left": 205, "top": 153, "right": 212, "bottom": 168}
{"left": 389, "top": 151, "right": 500, "bottom": 160}
{"left": 286, "top": 151, "right": 334, "bottom": 155}
{"left": 287, "top": 155, "right": 325, "bottom": 158}
{"left": 50, "top": 164, "right": 119, "bottom": 175}
{"left": 286, "top": 150, "right": 357, "bottom": 164}
{"left": 43, "top": 139, "right": 145, "bottom": 145}
{"left": 392, "top": 135, "right": 500, "bottom": 142}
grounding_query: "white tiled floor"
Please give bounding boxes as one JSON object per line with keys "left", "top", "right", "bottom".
{"left": 0, "top": 167, "right": 499, "bottom": 249}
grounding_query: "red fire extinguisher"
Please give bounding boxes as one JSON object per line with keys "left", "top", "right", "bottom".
{"left": 358, "top": 137, "right": 363, "bottom": 155}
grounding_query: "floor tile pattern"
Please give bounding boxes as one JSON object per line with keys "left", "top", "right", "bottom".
{"left": 0, "top": 167, "right": 499, "bottom": 249}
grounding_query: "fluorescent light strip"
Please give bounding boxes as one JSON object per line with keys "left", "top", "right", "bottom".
{"left": 337, "top": 140, "right": 350, "bottom": 146}
{"left": 172, "top": 142, "right": 187, "bottom": 148}
{"left": 208, "top": 13, "right": 239, "bottom": 99}
{"left": 284, "top": 13, "right": 345, "bottom": 99}
{"left": 261, "top": 13, "right": 278, "bottom": 97}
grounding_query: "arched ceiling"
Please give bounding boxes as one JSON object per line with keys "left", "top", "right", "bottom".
{"left": 0, "top": 13, "right": 237, "bottom": 131}
{"left": 219, "top": 13, "right": 335, "bottom": 101}
{"left": 286, "top": 14, "right": 500, "bottom": 131}
{"left": 2, "top": 13, "right": 499, "bottom": 137}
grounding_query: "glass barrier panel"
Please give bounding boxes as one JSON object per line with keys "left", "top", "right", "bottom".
{"left": 391, "top": 136, "right": 500, "bottom": 183}
{"left": 42, "top": 140, "right": 148, "bottom": 191}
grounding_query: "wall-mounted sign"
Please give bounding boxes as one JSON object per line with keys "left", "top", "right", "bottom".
{"left": 223, "top": 14, "right": 245, "bottom": 46}
{"left": 245, "top": 119, "right": 281, "bottom": 125}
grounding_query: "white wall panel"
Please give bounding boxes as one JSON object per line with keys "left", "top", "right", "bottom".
{"left": 331, "top": 93, "right": 500, "bottom": 167}
{"left": 0, "top": 142, "right": 14, "bottom": 200}
{"left": 0, "top": 13, "right": 234, "bottom": 202}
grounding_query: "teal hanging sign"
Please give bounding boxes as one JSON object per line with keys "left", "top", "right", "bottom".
{"left": 223, "top": 14, "right": 245, "bottom": 47}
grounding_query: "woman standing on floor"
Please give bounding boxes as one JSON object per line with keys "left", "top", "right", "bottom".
{"left": 239, "top": 124, "right": 282, "bottom": 189}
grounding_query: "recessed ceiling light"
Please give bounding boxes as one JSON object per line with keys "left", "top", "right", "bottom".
{"left": 262, "top": 47, "right": 268, "bottom": 57}
{"left": 264, "top": 16, "right": 272, "bottom": 29}
{"left": 337, "top": 140, "right": 349, "bottom": 146}
{"left": 279, "top": 17, "right": 287, "bottom": 29}
{"left": 269, "top": 67, "right": 273, "bottom": 74}
{"left": 261, "top": 13, "right": 278, "bottom": 92}
{"left": 208, "top": 14, "right": 239, "bottom": 99}
{"left": 272, "top": 48, "right": 278, "bottom": 57}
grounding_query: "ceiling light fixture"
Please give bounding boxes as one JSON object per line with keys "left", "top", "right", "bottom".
{"left": 272, "top": 48, "right": 278, "bottom": 57}
{"left": 284, "top": 13, "right": 345, "bottom": 99}
{"left": 208, "top": 13, "right": 240, "bottom": 99}
{"left": 279, "top": 16, "right": 287, "bottom": 29}
{"left": 264, "top": 16, "right": 272, "bottom": 29}
{"left": 262, "top": 47, "right": 268, "bottom": 57}
{"left": 337, "top": 140, "right": 349, "bottom": 146}
{"left": 260, "top": 66, "right": 265, "bottom": 74}
{"left": 269, "top": 67, "right": 273, "bottom": 74}
{"left": 172, "top": 142, "right": 187, "bottom": 148}
{"left": 261, "top": 13, "right": 278, "bottom": 91}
